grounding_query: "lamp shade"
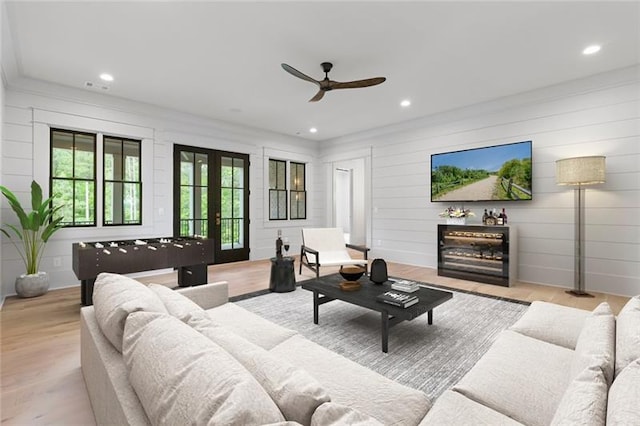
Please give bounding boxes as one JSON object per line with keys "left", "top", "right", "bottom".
{"left": 556, "top": 156, "right": 606, "bottom": 186}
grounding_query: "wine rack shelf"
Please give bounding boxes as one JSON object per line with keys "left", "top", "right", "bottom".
{"left": 437, "top": 224, "right": 517, "bottom": 287}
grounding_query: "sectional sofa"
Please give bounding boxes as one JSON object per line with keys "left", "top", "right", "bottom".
{"left": 80, "top": 272, "right": 639, "bottom": 425}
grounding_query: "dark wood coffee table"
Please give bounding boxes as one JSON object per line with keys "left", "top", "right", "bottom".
{"left": 301, "top": 274, "right": 453, "bottom": 353}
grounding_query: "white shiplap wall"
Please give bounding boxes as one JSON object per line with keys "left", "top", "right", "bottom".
{"left": 0, "top": 78, "right": 321, "bottom": 297}
{"left": 320, "top": 66, "right": 640, "bottom": 297}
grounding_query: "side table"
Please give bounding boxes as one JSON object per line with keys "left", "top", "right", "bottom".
{"left": 269, "top": 256, "right": 296, "bottom": 292}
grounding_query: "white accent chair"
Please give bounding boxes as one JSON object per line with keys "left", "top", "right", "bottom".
{"left": 300, "top": 227, "right": 370, "bottom": 279}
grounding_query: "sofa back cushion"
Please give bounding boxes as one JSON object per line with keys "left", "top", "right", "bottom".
{"left": 550, "top": 364, "right": 607, "bottom": 426}
{"left": 615, "top": 295, "right": 640, "bottom": 377}
{"left": 187, "top": 310, "right": 330, "bottom": 425}
{"left": 570, "top": 302, "right": 615, "bottom": 385}
{"left": 509, "top": 301, "right": 589, "bottom": 349}
{"left": 607, "top": 358, "right": 640, "bottom": 425}
{"left": 148, "top": 283, "right": 203, "bottom": 321}
{"left": 122, "top": 311, "right": 285, "bottom": 425}
{"left": 92, "top": 272, "right": 167, "bottom": 352}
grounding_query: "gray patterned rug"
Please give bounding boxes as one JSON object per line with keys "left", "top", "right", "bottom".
{"left": 235, "top": 281, "right": 529, "bottom": 400}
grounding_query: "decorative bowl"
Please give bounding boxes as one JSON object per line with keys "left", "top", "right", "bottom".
{"left": 339, "top": 266, "right": 365, "bottom": 282}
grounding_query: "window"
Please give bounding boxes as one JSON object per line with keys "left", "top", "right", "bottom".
{"left": 104, "top": 137, "right": 142, "bottom": 225}
{"left": 290, "top": 162, "right": 306, "bottom": 219}
{"left": 269, "top": 159, "right": 287, "bottom": 220}
{"left": 50, "top": 129, "right": 96, "bottom": 227}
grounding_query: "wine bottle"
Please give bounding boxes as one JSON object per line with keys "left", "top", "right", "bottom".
{"left": 482, "top": 209, "right": 488, "bottom": 225}
{"left": 502, "top": 208, "right": 508, "bottom": 224}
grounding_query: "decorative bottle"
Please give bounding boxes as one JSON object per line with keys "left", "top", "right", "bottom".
{"left": 502, "top": 208, "right": 508, "bottom": 224}
{"left": 482, "top": 209, "right": 488, "bottom": 225}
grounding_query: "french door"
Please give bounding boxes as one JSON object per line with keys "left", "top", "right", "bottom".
{"left": 173, "top": 145, "right": 249, "bottom": 264}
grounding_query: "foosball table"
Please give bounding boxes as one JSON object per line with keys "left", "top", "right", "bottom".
{"left": 72, "top": 236, "right": 214, "bottom": 305}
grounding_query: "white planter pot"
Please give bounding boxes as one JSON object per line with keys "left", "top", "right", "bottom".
{"left": 446, "top": 217, "right": 466, "bottom": 225}
{"left": 15, "top": 271, "right": 49, "bottom": 298}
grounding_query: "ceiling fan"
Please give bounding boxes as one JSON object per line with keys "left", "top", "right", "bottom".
{"left": 281, "top": 62, "right": 386, "bottom": 102}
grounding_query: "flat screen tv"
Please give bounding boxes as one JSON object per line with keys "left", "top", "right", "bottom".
{"left": 431, "top": 140, "right": 532, "bottom": 202}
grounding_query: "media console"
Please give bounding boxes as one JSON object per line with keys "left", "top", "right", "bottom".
{"left": 72, "top": 236, "right": 214, "bottom": 305}
{"left": 437, "top": 224, "right": 517, "bottom": 287}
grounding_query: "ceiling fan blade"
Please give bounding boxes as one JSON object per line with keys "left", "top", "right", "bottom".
{"left": 330, "top": 77, "right": 386, "bottom": 90}
{"left": 281, "top": 63, "right": 320, "bottom": 86}
{"left": 308, "top": 90, "right": 325, "bottom": 102}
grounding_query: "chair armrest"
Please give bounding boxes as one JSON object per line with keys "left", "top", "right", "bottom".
{"left": 346, "top": 244, "right": 370, "bottom": 254}
{"left": 176, "top": 281, "right": 229, "bottom": 310}
{"left": 301, "top": 245, "right": 319, "bottom": 256}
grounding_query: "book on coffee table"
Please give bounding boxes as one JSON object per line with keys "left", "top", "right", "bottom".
{"left": 376, "top": 290, "right": 419, "bottom": 308}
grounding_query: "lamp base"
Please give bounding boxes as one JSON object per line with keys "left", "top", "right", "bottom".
{"left": 565, "top": 290, "right": 595, "bottom": 298}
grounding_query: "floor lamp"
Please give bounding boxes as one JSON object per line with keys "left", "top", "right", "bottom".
{"left": 555, "top": 156, "right": 606, "bottom": 297}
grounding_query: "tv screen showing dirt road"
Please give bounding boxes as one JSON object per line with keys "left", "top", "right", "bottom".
{"left": 431, "top": 141, "right": 532, "bottom": 202}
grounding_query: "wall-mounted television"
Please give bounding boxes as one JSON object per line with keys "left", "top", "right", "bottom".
{"left": 431, "top": 140, "right": 532, "bottom": 202}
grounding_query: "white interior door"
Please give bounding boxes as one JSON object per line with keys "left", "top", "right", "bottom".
{"left": 333, "top": 158, "right": 366, "bottom": 245}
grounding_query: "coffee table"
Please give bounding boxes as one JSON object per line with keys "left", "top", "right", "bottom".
{"left": 301, "top": 274, "right": 453, "bottom": 353}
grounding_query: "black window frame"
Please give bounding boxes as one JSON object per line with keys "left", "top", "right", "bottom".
{"left": 268, "top": 159, "right": 288, "bottom": 220}
{"left": 290, "top": 161, "right": 307, "bottom": 220}
{"left": 50, "top": 128, "right": 97, "bottom": 227}
{"left": 103, "top": 136, "right": 142, "bottom": 226}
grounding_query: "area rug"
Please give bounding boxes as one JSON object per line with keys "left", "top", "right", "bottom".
{"left": 235, "top": 281, "right": 529, "bottom": 400}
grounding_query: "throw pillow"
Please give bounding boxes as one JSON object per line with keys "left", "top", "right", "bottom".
{"left": 607, "top": 357, "right": 640, "bottom": 425}
{"left": 148, "top": 283, "right": 203, "bottom": 321}
{"left": 122, "top": 311, "right": 285, "bottom": 425}
{"left": 187, "top": 310, "right": 331, "bottom": 425}
{"left": 570, "top": 302, "right": 615, "bottom": 385}
{"left": 92, "top": 272, "right": 167, "bottom": 352}
{"left": 551, "top": 364, "right": 607, "bottom": 426}
{"left": 615, "top": 295, "right": 640, "bottom": 377}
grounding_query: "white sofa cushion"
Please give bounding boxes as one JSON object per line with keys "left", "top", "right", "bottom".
{"left": 187, "top": 310, "right": 330, "bottom": 425}
{"left": 570, "top": 302, "right": 615, "bottom": 385}
{"left": 92, "top": 272, "right": 167, "bottom": 352}
{"left": 205, "top": 302, "right": 298, "bottom": 350}
{"left": 550, "top": 364, "right": 608, "bottom": 426}
{"left": 509, "top": 301, "right": 589, "bottom": 349}
{"left": 615, "top": 295, "right": 640, "bottom": 377}
{"left": 270, "top": 334, "right": 431, "bottom": 426}
{"left": 148, "top": 283, "right": 203, "bottom": 320}
{"left": 122, "top": 311, "right": 285, "bottom": 425}
{"left": 607, "top": 357, "right": 640, "bottom": 425}
{"left": 310, "top": 402, "right": 383, "bottom": 426}
{"left": 419, "top": 390, "right": 523, "bottom": 426}
{"left": 453, "top": 330, "right": 573, "bottom": 426}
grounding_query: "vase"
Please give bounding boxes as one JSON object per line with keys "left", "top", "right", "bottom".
{"left": 15, "top": 271, "right": 49, "bottom": 298}
{"left": 446, "top": 217, "right": 466, "bottom": 225}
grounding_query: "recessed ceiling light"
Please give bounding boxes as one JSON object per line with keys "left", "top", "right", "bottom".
{"left": 309, "top": 127, "right": 318, "bottom": 133}
{"left": 400, "top": 99, "right": 411, "bottom": 107}
{"left": 99, "top": 73, "right": 114, "bottom": 82}
{"left": 582, "top": 45, "right": 601, "bottom": 55}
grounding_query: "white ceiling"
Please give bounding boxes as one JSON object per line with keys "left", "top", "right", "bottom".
{"left": 3, "top": 1, "right": 639, "bottom": 141}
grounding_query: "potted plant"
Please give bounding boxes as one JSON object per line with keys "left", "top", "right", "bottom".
{"left": 0, "top": 180, "right": 64, "bottom": 297}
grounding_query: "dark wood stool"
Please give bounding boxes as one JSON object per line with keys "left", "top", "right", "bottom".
{"left": 269, "top": 257, "right": 296, "bottom": 292}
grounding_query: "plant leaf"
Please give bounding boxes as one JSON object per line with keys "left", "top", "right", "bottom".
{"left": 0, "top": 185, "right": 29, "bottom": 229}
{"left": 5, "top": 224, "right": 24, "bottom": 240}
{"left": 42, "top": 217, "right": 64, "bottom": 242}
{"left": 31, "top": 181, "right": 43, "bottom": 212}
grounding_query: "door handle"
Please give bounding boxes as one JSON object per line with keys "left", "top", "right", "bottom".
{"left": 216, "top": 212, "right": 221, "bottom": 226}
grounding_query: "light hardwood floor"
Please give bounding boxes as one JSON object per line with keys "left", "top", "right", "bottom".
{"left": 1, "top": 258, "right": 630, "bottom": 425}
